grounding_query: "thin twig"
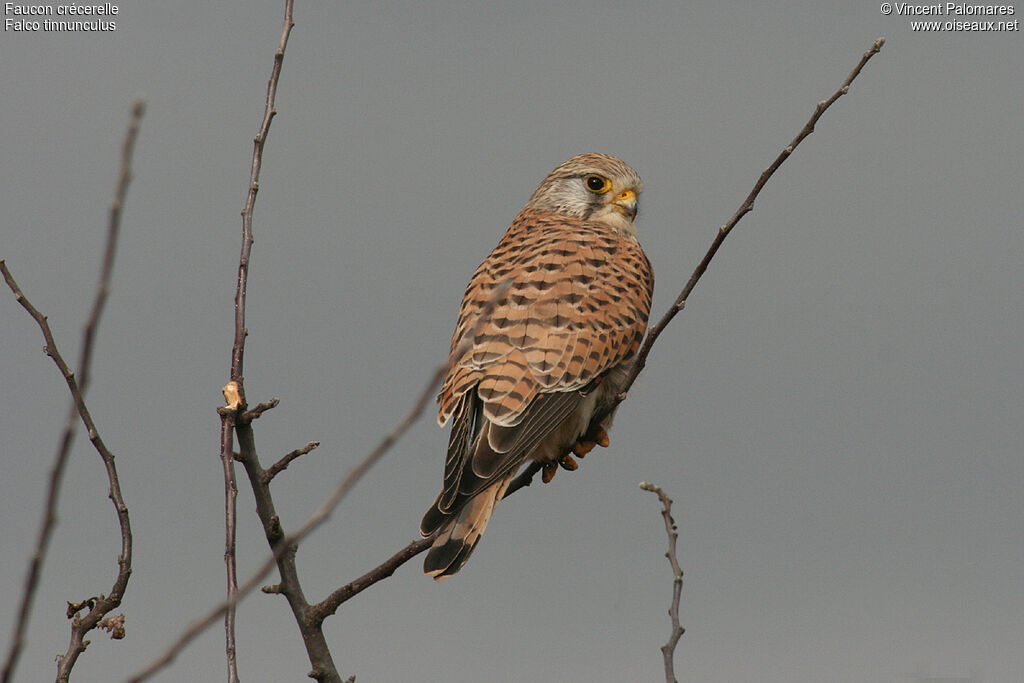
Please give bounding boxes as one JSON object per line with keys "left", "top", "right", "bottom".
{"left": 510, "top": 37, "right": 887, "bottom": 494}
{"left": 126, "top": 361, "right": 444, "bottom": 683}
{"left": 217, "top": 2, "right": 296, "bottom": 681}
{"left": 0, "top": 99, "right": 144, "bottom": 683}
{"left": 0, "top": 266, "right": 135, "bottom": 683}
{"left": 131, "top": 277, "right": 515, "bottom": 682}
{"left": 232, "top": 0, "right": 295, "bottom": 382}
{"left": 641, "top": 482, "right": 684, "bottom": 683}
{"left": 620, "top": 37, "right": 886, "bottom": 403}
{"left": 310, "top": 538, "right": 434, "bottom": 622}
{"left": 130, "top": 36, "right": 886, "bottom": 683}
{"left": 504, "top": 461, "right": 543, "bottom": 499}
{"left": 241, "top": 398, "right": 280, "bottom": 422}
{"left": 264, "top": 441, "right": 320, "bottom": 482}
{"left": 242, "top": 38, "right": 892, "bottom": 633}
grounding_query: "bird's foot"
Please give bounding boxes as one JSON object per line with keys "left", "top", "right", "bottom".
{"left": 541, "top": 453, "right": 581, "bottom": 483}
{"left": 558, "top": 454, "right": 579, "bottom": 471}
{"left": 571, "top": 426, "right": 610, "bottom": 458}
{"left": 542, "top": 427, "right": 610, "bottom": 483}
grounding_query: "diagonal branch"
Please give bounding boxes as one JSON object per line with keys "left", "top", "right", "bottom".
{"left": 131, "top": 277, "right": 514, "bottom": 682}
{"left": 264, "top": 441, "right": 320, "bottom": 483}
{"left": 127, "top": 37, "right": 885, "bottom": 683}
{"left": 0, "top": 266, "right": 135, "bottom": 683}
{"left": 242, "top": 398, "right": 280, "bottom": 422}
{"left": 309, "top": 538, "right": 434, "bottom": 623}
{"left": 0, "top": 99, "right": 144, "bottom": 683}
{"left": 127, "top": 360, "right": 445, "bottom": 683}
{"left": 509, "top": 37, "right": 887, "bottom": 495}
{"left": 273, "top": 36, "right": 892, "bottom": 626}
{"left": 621, "top": 37, "right": 886, "bottom": 403}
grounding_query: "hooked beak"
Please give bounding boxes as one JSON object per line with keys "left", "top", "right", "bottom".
{"left": 612, "top": 189, "right": 637, "bottom": 220}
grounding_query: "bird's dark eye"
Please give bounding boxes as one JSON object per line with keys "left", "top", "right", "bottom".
{"left": 585, "top": 175, "right": 610, "bottom": 193}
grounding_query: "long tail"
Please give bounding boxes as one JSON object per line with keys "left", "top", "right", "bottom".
{"left": 422, "top": 474, "right": 513, "bottom": 580}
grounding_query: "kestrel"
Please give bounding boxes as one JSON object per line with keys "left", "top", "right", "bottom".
{"left": 420, "top": 153, "right": 654, "bottom": 579}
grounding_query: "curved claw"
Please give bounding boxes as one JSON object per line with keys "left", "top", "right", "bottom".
{"left": 542, "top": 452, "right": 582, "bottom": 483}
{"left": 572, "top": 426, "right": 611, "bottom": 458}
{"left": 573, "top": 440, "right": 597, "bottom": 457}
{"left": 558, "top": 454, "right": 579, "bottom": 471}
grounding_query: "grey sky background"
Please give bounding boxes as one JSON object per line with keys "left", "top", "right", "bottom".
{"left": 2, "top": 2, "right": 1021, "bottom": 682}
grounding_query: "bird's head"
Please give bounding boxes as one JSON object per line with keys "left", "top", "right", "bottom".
{"left": 526, "top": 153, "right": 643, "bottom": 237}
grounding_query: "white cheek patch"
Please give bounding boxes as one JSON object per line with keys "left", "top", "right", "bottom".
{"left": 592, "top": 205, "right": 636, "bottom": 237}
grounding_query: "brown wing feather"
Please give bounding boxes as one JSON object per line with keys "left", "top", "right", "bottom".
{"left": 426, "top": 209, "right": 653, "bottom": 531}
{"left": 437, "top": 209, "right": 653, "bottom": 428}
{"left": 423, "top": 155, "right": 652, "bottom": 578}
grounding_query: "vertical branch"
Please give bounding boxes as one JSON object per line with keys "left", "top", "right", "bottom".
{"left": 129, "top": 34, "right": 886, "bottom": 683}
{"left": 129, "top": 280, "right": 514, "bottom": 682}
{"left": 233, "top": 0, "right": 295, "bottom": 381}
{"left": 0, "top": 99, "right": 144, "bottom": 683}
{"left": 218, "top": 1, "right": 295, "bottom": 682}
{"left": 130, "top": 360, "right": 447, "bottom": 683}
{"left": 218, "top": 419, "right": 240, "bottom": 683}
{"left": 233, "top": 423, "right": 341, "bottom": 683}
{"left": 640, "top": 483, "right": 684, "bottom": 683}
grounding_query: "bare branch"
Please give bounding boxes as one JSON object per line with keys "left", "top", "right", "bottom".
{"left": 264, "top": 441, "right": 321, "bottom": 482}
{"left": 264, "top": 36, "right": 890, "bottom": 620}
{"left": 311, "top": 538, "right": 434, "bottom": 622}
{"left": 217, "top": 425, "right": 240, "bottom": 683}
{"left": 619, "top": 37, "right": 885, "bottom": 403}
{"left": 0, "top": 266, "right": 135, "bottom": 683}
{"left": 510, "top": 37, "right": 886, "bottom": 493}
{"left": 641, "top": 482, "right": 685, "bottom": 683}
{"left": 504, "top": 461, "right": 544, "bottom": 499}
{"left": 241, "top": 397, "right": 280, "bottom": 422}
{"left": 217, "top": 1, "right": 296, "bottom": 680}
{"left": 133, "top": 274, "right": 513, "bottom": 680}
{"left": 0, "top": 99, "right": 144, "bottom": 683}
{"left": 130, "top": 37, "right": 886, "bottom": 683}
{"left": 127, "top": 361, "right": 443, "bottom": 683}
{"left": 232, "top": 0, "right": 295, "bottom": 383}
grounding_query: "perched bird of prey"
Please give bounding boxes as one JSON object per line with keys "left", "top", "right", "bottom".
{"left": 420, "top": 153, "right": 654, "bottom": 579}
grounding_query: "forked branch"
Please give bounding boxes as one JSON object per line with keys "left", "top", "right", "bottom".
{"left": 328, "top": 34, "right": 888, "bottom": 606}
{"left": 0, "top": 267, "right": 135, "bottom": 683}
{"left": 127, "top": 36, "right": 885, "bottom": 682}
{"left": 0, "top": 99, "right": 144, "bottom": 683}
{"left": 216, "top": 0, "right": 296, "bottom": 680}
